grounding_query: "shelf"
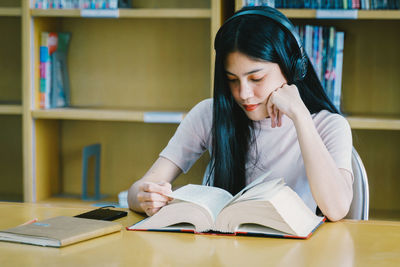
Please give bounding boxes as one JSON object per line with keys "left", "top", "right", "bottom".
{"left": 32, "top": 108, "right": 187, "bottom": 123}
{"left": 358, "top": 10, "right": 400, "bottom": 19}
{"left": 346, "top": 116, "right": 400, "bottom": 130}
{"left": 0, "top": 8, "right": 21, "bottom": 17}
{"left": 279, "top": 8, "right": 317, "bottom": 18}
{"left": 370, "top": 209, "right": 400, "bottom": 221}
{"left": 31, "top": 8, "right": 211, "bottom": 18}
{"left": 276, "top": 9, "right": 400, "bottom": 19}
{"left": 0, "top": 105, "right": 23, "bottom": 115}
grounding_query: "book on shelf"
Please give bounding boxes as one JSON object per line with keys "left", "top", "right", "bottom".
{"left": 129, "top": 172, "right": 325, "bottom": 239}
{"left": 39, "top": 32, "right": 57, "bottom": 109}
{"left": 295, "top": 25, "right": 345, "bottom": 112}
{"left": 243, "top": 0, "right": 400, "bottom": 9}
{"left": 40, "top": 32, "right": 71, "bottom": 109}
{"left": 333, "top": 31, "right": 345, "bottom": 110}
{"left": 34, "top": 0, "right": 126, "bottom": 10}
{"left": 0, "top": 216, "right": 122, "bottom": 247}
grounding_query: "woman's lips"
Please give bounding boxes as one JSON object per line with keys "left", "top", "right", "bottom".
{"left": 243, "top": 104, "right": 259, "bottom": 112}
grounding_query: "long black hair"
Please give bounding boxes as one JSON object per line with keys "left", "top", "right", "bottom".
{"left": 207, "top": 6, "right": 339, "bottom": 195}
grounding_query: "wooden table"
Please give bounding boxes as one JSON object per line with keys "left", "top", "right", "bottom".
{"left": 0, "top": 202, "right": 399, "bottom": 266}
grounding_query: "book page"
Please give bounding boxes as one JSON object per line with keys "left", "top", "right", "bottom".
{"left": 235, "top": 178, "right": 285, "bottom": 202}
{"left": 168, "top": 185, "right": 233, "bottom": 221}
{"left": 226, "top": 171, "right": 273, "bottom": 206}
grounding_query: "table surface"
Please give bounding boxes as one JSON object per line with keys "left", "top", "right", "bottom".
{"left": 1, "top": 202, "right": 400, "bottom": 266}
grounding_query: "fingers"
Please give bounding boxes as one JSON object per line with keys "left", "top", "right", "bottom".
{"left": 138, "top": 181, "right": 173, "bottom": 216}
{"left": 267, "top": 90, "right": 280, "bottom": 128}
{"left": 277, "top": 109, "right": 282, "bottom": 127}
{"left": 266, "top": 92, "right": 275, "bottom": 127}
{"left": 140, "top": 181, "right": 172, "bottom": 195}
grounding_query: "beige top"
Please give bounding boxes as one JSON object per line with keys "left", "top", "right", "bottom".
{"left": 160, "top": 98, "right": 353, "bottom": 212}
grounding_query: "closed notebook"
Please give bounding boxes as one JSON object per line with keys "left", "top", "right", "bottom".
{"left": 0, "top": 216, "right": 122, "bottom": 247}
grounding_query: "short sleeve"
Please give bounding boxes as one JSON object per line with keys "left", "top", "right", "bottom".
{"left": 314, "top": 111, "right": 353, "bottom": 177}
{"left": 159, "top": 99, "right": 213, "bottom": 173}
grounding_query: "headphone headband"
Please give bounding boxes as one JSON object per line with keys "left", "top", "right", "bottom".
{"left": 217, "top": 7, "right": 308, "bottom": 80}
{"left": 223, "top": 9, "right": 304, "bottom": 57}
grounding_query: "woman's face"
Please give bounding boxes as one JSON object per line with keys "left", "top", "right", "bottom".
{"left": 225, "top": 51, "right": 287, "bottom": 121}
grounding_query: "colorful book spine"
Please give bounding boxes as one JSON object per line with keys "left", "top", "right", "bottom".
{"left": 34, "top": 0, "right": 119, "bottom": 9}
{"left": 39, "top": 32, "right": 57, "bottom": 109}
{"left": 51, "top": 32, "right": 71, "bottom": 108}
{"left": 40, "top": 32, "right": 61, "bottom": 109}
{"left": 333, "top": 31, "right": 345, "bottom": 111}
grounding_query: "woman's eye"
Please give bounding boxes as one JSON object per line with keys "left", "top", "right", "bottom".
{"left": 227, "top": 78, "right": 238, "bottom": 82}
{"left": 251, "top": 77, "right": 263, "bottom": 82}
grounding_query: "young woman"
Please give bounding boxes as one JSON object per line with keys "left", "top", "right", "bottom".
{"left": 128, "top": 6, "right": 353, "bottom": 222}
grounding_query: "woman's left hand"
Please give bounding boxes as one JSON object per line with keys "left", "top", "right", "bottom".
{"left": 266, "top": 83, "right": 308, "bottom": 127}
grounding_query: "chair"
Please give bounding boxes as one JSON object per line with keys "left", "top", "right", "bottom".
{"left": 345, "top": 147, "right": 369, "bottom": 220}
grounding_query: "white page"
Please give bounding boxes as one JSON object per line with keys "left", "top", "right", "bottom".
{"left": 168, "top": 185, "right": 233, "bottom": 221}
{"left": 226, "top": 171, "right": 272, "bottom": 206}
{"left": 235, "top": 178, "right": 285, "bottom": 202}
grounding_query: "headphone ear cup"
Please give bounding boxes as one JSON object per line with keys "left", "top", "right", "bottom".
{"left": 293, "top": 55, "right": 307, "bottom": 81}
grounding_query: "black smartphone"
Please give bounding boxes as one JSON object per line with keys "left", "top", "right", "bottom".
{"left": 75, "top": 207, "right": 127, "bottom": 221}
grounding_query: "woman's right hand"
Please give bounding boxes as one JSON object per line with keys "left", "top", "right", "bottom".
{"left": 137, "top": 181, "right": 173, "bottom": 216}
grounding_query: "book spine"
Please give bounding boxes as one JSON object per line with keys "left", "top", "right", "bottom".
{"left": 51, "top": 32, "right": 71, "bottom": 108}
{"left": 324, "top": 27, "right": 336, "bottom": 103}
{"left": 40, "top": 32, "right": 51, "bottom": 109}
{"left": 333, "top": 31, "right": 345, "bottom": 112}
{"left": 317, "top": 26, "right": 324, "bottom": 81}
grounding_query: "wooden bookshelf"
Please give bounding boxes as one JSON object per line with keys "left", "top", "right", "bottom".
{"left": 31, "top": 8, "right": 212, "bottom": 18}
{"left": 32, "top": 108, "right": 187, "bottom": 123}
{"left": 3, "top": 0, "right": 396, "bottom": 220}
{"left": 279, "top": 9, "right": 400, "bottom": 20}
{"left": 19, "top": 0, "right": 224, "bottom": 203}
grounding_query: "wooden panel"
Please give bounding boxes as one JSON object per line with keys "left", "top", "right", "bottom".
{"left": 22, "top": 0, "right": 33, "bottom": 202}
{"left": 0, "top": 17, "right": 21, "bottom": 104}
{"left": 31, "top": 8, "right": 211, "bottom": 18}
{"left": 35, "top": 119, "right": 61, "bottom": 201}
{"left": 353, "top": 130, "right": 400, "bottom": 216}
{"left": 0, "top": 0, "right": 21, "bottom": 8}
{"left": 32, "top": 108, "right": 145, "bottom": 121}
{"left": 346, "top": 116, "right": 400, "bottom": 130}
{"left": 60, "top": 121, "right": 208, "bottom": 196}
{"left": 0, "top": 116, "right": 23, "bottom": 201}
{"left": 0, "top": 105, "right": 23, "bottom": 114}
{"left": 0, "top": 7, "right": 21, "bottom": 16}
{"left": 291, "top": 19, "right": 400, "bottom": 117}
{"left": 131, "top": 0, "right": 210, "bottom": 8}
{"left": 56, "top": 18, "right": 210, "bottom": 110}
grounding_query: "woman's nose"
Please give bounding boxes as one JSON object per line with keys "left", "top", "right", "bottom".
{"left": 239, "top": 82, "right": 254, "bottom": 100}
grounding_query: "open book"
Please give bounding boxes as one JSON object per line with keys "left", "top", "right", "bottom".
{"left": 129, "top": 172, "right": 325, "bottom": 239}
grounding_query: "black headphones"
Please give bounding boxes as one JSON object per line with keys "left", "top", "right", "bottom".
{"left": 215, "top": 7, "right": 308, "bottom": 81}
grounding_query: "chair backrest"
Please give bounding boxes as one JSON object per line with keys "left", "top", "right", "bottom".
{"left": 345, "top": 147, "right": 369, "bottom": 220}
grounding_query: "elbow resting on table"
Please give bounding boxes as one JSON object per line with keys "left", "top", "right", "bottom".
{"left": 324, "top": 200, "right": 352, "bottom": 222}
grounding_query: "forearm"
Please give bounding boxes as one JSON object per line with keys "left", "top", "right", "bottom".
{"left": 293, "top": 110, "right": 353, "bottom": 221}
